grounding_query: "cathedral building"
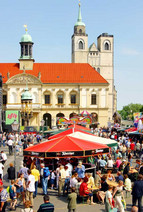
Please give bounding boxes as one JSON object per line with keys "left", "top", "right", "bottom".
{"left": 72, "top": 3, "right": 117, "bottom": 119}
{"left": 0, "top": 3, "right": 116, "bottom": 129}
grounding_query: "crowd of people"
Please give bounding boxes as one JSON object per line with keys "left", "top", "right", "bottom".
{"left": 0, "top": 128, "right": 143, "bottom": 211}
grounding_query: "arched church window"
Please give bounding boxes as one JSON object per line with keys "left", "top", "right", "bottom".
{"left": 104, "top": 41, "right": 110, "bottom": 50}
{"left": 79, "top": 41, "right": 84, "bottom": 49}
{"left": 79, "top": 29, "right": 82, "bottom": 34}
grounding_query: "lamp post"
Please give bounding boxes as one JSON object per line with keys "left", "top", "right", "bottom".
{"left": 40, "top": 119, "right": 45, "bottom": 137}
{"left": 21, "top": 86, "right": 33, "bottom": 126}
{"left": 11, "top": 120, "right": 19, "bottom": 177}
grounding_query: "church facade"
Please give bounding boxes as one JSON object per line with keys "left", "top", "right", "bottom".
{"left": 0, "top": 4, "right": 116, "bottom": 129}
{"left": 72, "top": 4, "right": 117, "bottom": 119}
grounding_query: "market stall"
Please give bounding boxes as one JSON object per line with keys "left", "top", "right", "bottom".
{"left": 24, "top": 135, "right": 109, "bottom": 159}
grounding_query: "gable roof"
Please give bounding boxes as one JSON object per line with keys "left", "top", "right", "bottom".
{"left": 0, "top": 63, "right": 108, "bottom": 84}
{"left": 89, "top": 43, "right": 98, "bottom": 52}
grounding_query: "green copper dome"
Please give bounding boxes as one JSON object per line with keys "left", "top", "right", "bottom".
{"left": 21, "top": 31, "right": 33, "bottom": 43}
{"left": 21, "top": 87, "right": 32, "bottom": 101}
{"left": 74, "top": 3, "right": 85, "bottom": 27}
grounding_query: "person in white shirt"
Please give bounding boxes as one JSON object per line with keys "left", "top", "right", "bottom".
{"left": 107, "top": 156, "right": 114, "bottom": 168}
{"left": 7, "top": 139, "right": 13, "bottom": 155}
{"left": 105, "top": 186, "right": 114, "bottom": 212}
{"left": 50, "top": 170, "right": 56, "bottom": 189}
{"left": 56, "top": 165, "right": 60, "bottom": 189}
{"left": 1, "top": 151, "right": 7, "bottom": 164}
{"left": 0, "top": 162, "right": 4, "bottom": 179}
{"left": 124, "top": 174, "right": 131, "bottom": 198}
{"left": 70, "top": 173, "right": 78, "bottom": 188}
{"left": 26, "top": 170, "right": 35, "bottom": 207}
{"left": 66, "top": 160, "right": 73, "bottom": 177}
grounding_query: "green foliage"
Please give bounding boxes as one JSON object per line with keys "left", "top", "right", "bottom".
{"left": 119, "top": 103, "right": 143, "bottom": 120}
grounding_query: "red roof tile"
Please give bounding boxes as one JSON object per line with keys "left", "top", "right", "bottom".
{"left": 0, "top": 63, "right": 108, "bottom": 84}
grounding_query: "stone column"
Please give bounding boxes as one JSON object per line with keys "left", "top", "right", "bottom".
{"left": 98, "top": 89, "right": 102, "bottom": 108}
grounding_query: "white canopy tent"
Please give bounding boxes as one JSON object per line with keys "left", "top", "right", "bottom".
{"left": 69, "top": 131, "right": 118, "bottom": 147}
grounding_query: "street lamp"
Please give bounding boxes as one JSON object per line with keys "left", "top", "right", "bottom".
{"left": 11, "top": 120, "right": 19, "bottom": 177}
{"left": 21, "top": 86, "right": 33, "bottom": 127}
{"left": 40, "top": 119, "right": 45, "bottom": 137}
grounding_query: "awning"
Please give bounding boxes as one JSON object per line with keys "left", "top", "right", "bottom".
{"left": 48, "top": 128, "right": 92, "bottom": 140}
{"left": 69, "top": 124, "right": 91, "bottom": 131}
{"left": 68, "top": 132, "right": 118, "bottom": 147}
{"left": 24, "top": 135, "right": 109, "bottom": 158}
{"left": 125, "top": 127, "right": 137, "bottom": 132}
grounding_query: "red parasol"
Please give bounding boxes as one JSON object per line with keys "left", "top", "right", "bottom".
{"left": 24, "top": 135, "right": 109, "bottom": 158}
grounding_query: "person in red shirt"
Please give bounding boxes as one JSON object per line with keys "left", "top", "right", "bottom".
{"left": 130, "top": 141, "right": 135, "bottom": 153}
{"left": 79, "top": 177, "right": 95, "bottom": 205}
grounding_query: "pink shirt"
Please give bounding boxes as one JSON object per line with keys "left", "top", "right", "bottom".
{"left": 116, "top": 159, "right": 122, "bottom": 168}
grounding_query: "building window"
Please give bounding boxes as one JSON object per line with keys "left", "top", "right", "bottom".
{"left": 71, "top": 94, "right": 76, "bottom": 104}
{"left": 45, "top": 95, "right": 50, "bottom": 104}
{"left": 104, "top": 42, "right": 110, "bottom": 50}
{"left": 79, "top": 41, "right": 84, "bottom": 49}
{"left": 97, "top": 68, "right": 100, "bottom": 74}
{"left": 21, "top": 45, "right": 23, "bottom": 57}
{"left": 29, "top": 45, "right": 32, "bottom": 57}
{"left": 91, "top": 94, "right": 96, "bottom": 105}
{"left": 58, "top": 94, "right": 63, "bottom": 104}
{"left": 25, "top": 45, "right": 28, "bottom": 55}
{"left": 3, "top": 95, "right": 7, "bottom": 105}
{"left": 79, "top": 29, "right": 82, "bottom": 34}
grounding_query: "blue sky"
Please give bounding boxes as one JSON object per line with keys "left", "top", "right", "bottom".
{"left": 0, "top": 0, "right": 142, "bottom": 110}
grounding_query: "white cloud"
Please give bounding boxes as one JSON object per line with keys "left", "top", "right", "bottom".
{"left": 122, "top": 48, "right": 140, "bottom": 56}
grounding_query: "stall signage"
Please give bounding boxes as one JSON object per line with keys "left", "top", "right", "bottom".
{"left": 5, "top": 110, "right": 19, "bottom": 125}
{"left": 24, "top": 151, "right": 45, "bottom": 157}
{"left": 31, "top": 152, "right": 39, "bottom": 156}
{"left": 95, "top": 149, "right": 103, "bottom": 153}
{"left": 62, "top": 152, "right": 74, "bottom": 156}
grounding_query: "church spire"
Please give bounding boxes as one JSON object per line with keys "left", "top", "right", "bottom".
{"left": 77, "top": 1, "right": 82, "bottom": 22}
{"left": 75, "top": 0, "right": 85, "bottom": 27}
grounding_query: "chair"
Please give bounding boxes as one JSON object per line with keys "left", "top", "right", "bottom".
{"left": 79, "top": 195, "right": 88, "bottom": 204}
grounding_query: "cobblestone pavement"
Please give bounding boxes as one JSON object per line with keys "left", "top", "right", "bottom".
{"left": 1, "top": 145, "right": 139, "bottom": 212}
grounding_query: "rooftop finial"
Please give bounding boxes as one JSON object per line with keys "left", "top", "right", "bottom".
{"left": 23, "top": 24, "right": 28, "bottom": 32}
{"left": 79, "top": 0, "right": 81, "bottom": 6}
{"left": 74, "top": 0, "right": 85, "bottom": 27}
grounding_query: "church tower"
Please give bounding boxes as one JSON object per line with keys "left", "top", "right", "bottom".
{"left": 71, "top": 2, "right": 88, "bottom": 63}
{"left": 71, "top": 3, "right": 116, "bottom": 119}
{"left": 19, "top": 26, "right": 34, "bottom": 70}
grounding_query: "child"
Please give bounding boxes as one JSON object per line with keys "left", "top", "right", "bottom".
{"left": 50, "top": 170, "right": 56, "bottom": 189}
{"left": 67, "top": 187, "right": 77, "bottom": 212}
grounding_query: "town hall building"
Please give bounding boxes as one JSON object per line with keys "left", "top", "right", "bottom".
{"left": 0, "top": 3, "right": 117, "bottom": 129}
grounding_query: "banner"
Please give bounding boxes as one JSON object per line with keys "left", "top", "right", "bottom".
{"left": 5, "top": 110, "right": 19, "bottom": 125}
{"left": 133, "top": 112, "right": 142, "bottom": 122}
{"left": 57, "top": 116, "right": 92, "bottom": 125}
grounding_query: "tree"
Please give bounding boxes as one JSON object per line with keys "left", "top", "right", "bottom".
{"left": 118, "top": 103, "right": 143, "bottom": 120}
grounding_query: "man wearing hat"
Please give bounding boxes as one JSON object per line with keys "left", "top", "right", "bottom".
{"left": 0, "top": 181, "right": 8, "bottom": 212}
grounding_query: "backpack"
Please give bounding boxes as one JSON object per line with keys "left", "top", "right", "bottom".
{"left": 43, "top": 167, "right": 50, "bottom": 178}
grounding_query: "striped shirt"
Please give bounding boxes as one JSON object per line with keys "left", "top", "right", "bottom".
{"left": 37, "top": 202, "right": 54, "bottom": 212}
